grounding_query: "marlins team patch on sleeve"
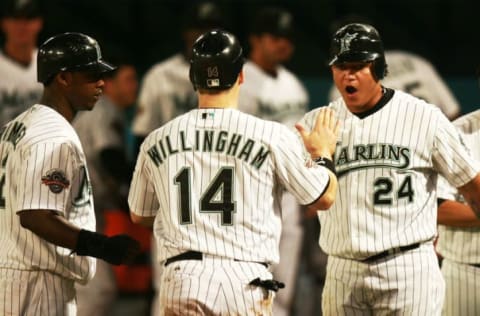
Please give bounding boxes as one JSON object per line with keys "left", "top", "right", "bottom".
{"left": 41, "top": 169, "right": 70, "bottom": 193}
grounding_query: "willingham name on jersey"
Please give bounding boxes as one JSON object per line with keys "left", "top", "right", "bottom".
{"left": 146, "top": 128, "right": 270, "bottom": 170}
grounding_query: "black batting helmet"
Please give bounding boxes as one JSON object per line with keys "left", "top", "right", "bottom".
{"left": 37, "top": 32, "right": 115, "bottom": 85}
{"left": 329, "top": 23, "right": 388, "bottom": 80}
{"left": 189, "top": 29, "right": 244, "bottom": 91}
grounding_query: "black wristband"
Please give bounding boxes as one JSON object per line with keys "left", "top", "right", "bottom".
{"left": 75, "top": 229, "right": 108, "bottom": 258}
{"left": 313, "top": 157, "right": 336, "bottom": 174}
{"left": 75, "top": 229, "right": 141, "bottom": 265}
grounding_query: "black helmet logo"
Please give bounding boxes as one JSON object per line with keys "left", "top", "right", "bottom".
{"left": 339, "top": 33, "right": 358, "bottom": 55}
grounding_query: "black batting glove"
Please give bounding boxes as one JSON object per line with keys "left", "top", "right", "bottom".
{"left": 75, "top": 229, "right": 141, "bottom": 265}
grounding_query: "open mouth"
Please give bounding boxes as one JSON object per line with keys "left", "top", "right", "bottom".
{"left": 345, "top": 86, "right": 357, "bottom": 95}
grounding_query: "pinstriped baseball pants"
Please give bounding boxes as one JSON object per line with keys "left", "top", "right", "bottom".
{"left": 0, "top": 269, "right": 76, "bottom": 316}
{"left": 441, "top": 258, "right": 480, "bottom": 316}
{"left": 322, "top": 243, "right": 445, "bottom": 315}
{"left": 158, "top": 256, "right": 274, "bottom": 316}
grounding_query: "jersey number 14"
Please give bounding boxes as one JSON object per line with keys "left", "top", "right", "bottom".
{"left": 174, "top": 167, "right": 236, "bottom": 225}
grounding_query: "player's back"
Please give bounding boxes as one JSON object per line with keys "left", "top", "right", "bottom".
{"left": 133, "top": 107, "right": 321, "bottom": 265}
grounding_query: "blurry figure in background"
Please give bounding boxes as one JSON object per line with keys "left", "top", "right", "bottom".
{"left": 436, "top": 109, "right": 480, "bottom": 316}
{"left": 0, "top": 0, "right": 43, "bottom": 126}
{"left": 238, "top": 7, "right": 308, "bottom": 316}
{"left": 74, "top": 58, "right": 150, "bottom": 316}
{"left": 328, "top": 14, "right": 461, "bottom": 120}
{"left": 131, "top": 1, "right": 224, "bottom": 149}
{"left": 131, "top": 2, "right": 225, "bottom": 315}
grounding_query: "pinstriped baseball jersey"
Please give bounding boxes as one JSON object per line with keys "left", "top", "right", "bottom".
{"left": 128, "top": 108, "right": 330, "bottom": 264}
{"left": 298, "top": 90, "right": 480, "bottom": 259}
{"left": 437, "top": 109, "right": 480, "bottom": 264}
{"left": 0, "top": 104, "right": 96, "bottom": 283}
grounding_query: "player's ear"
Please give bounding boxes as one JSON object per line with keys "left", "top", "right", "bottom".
{"left": 56, "top": 71, "right": 71, "bottom": 87}
{"left": 238, "top": 70, "right": 244, "bottom": 85}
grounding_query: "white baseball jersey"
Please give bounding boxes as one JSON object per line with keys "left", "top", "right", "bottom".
{"left": 0, "top": 104, "right": 96, "bottom": 283}
{"left": 132, "top": 53, "right": 197, "bottom": 136}
{"left": 328, "top": 50, "right": 460, "bottom": 119}
{"left": 437, "top": 109, "right": 480, "bottom": 263}
{"left": 238, "top": 60, "right": 308, "bottom": 127}
{"left": 298, "top": 89, "right": 480, "bottom": 260}
{"left": 129, "top": 108, "right": 331, "bottom": 265}
{"left": 0, "top": 49, "right": 43, "bottom": 127}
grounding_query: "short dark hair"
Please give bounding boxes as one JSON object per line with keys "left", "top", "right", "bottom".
{"left": 250, "top": 7, "right": 294, "bottom": 40}
{"left": 181, "top": 1, "right": 224, "bottom": 31}
{"left": 2, "top": 0, "right": 42, "bottom": 19}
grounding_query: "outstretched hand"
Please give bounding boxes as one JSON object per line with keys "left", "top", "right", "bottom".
{"left": 295, "top": 107, "right": 340, "bottom": 159}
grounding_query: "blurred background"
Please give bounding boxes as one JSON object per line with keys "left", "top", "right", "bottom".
{"left": 2, "top": 0, "right": 479, "bottom": 113}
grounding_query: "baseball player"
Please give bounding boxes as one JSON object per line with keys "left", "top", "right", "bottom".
{"left": 131, "top": 1, "right": 224, "bottom": 150}
{"left": 436, "top": 109, "right": 480, "bottom": 316}
{"left": 328, "top": 16, "right": 460, "bottom": 120}
{"left": 0, "top": 0, "right": 44, "bottom": 127}
{"left": 297, "top": 23, "right": 480, "bottom": 315}
{"left": 0, "top": 32, "right": 140, "bottom": 315}
{"left": 238, "top": 7, "right": 308, "bottom": 316}
{"left": 128, "top": 29, "right": 339, "bottom": 315}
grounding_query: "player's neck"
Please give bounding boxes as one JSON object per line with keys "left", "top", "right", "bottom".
{"left": 198, "top": 92, "right": 238, "bottom": 109}
{"left": 40, "top": 88, "right": 76, "bottom": 123}
{"left": 3, "top": 41, "right": 35, "bottom": 67}
{"left": 197, "top": 81, "right": 240, "bottom": 109}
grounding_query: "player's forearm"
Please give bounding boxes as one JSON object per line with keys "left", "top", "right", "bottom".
{"left": 18, "top": 209, "right": 80, "bottom": 249}
{"left": 437, "top": 199, "right": 480, "bottom": 227}
{"left": 309, "top": 170, "right": 338, "bottom": 211}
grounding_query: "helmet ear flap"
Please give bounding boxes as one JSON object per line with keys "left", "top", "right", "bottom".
{"left": 372, "top": 57, "right": 387, "bottom": 81}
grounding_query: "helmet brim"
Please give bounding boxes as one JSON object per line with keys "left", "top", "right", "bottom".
{"left": 329, "top": 51, "right": 380, "bottom": 66}
{"left": 63, "top": 59, "right": 117, "bottom": 75}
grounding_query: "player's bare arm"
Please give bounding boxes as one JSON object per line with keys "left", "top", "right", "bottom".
{"left": 19, "top": 209, "right": 141, "bottom": 265}
{"left": 130, "top": 212, "right": 155, "bottom": 227}
{"left": 296, "top": 107, "right": 340, "bottom": 210}
{"left": 457, "top": 173, "right": 480, "bottom": 219}
{"left": 437, "top": 199, "right": 480, "bottom": 227}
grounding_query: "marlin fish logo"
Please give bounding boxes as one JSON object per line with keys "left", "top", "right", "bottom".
{"left": 339, "top": 33, "right": 358, "bottom": 53}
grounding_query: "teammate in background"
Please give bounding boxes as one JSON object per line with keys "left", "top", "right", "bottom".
{"left": 297, "top": 23, "right": 480, "bottom": 315}
{"left": 0, "top": 0, "right": 44, "bottom": 126}
{"left": 0, "top": 32, "right": 140, "bottom": 315}
{"left": 328, "top": 15, "right": 461, "bottom": 120}
{"left": 73, "top": 59, "right": 139, "bottom": 316}
{"left": 131, "top": 1, "right": 224, "bottom": 150}
{"left": 128, "top": 29, "right": 339, "bottom": 315}
{"left": 238, "top": 7, "right": 308, "bottom": 316}
{"left": 436, "top": 110, "right": 480, "bottom": 316}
